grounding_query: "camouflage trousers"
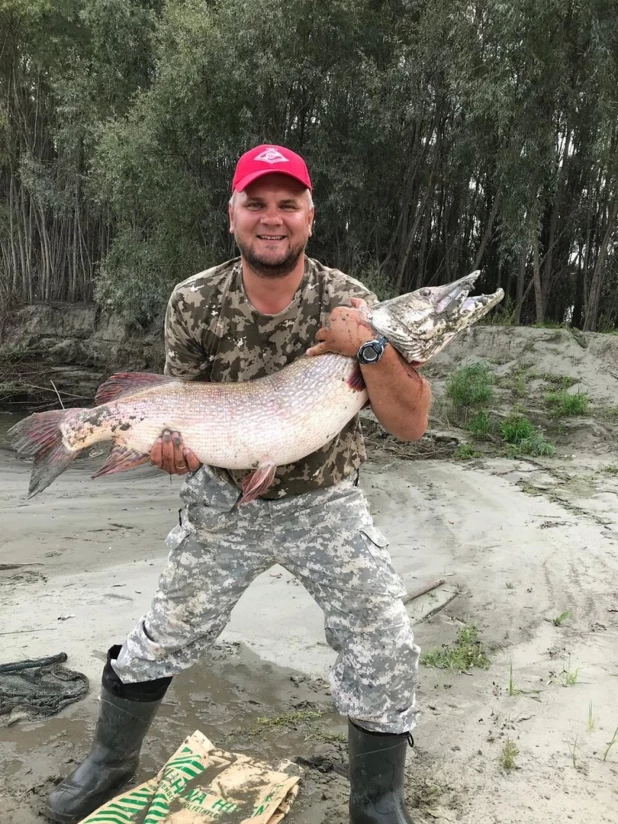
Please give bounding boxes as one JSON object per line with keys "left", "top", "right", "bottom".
{"left": 113, "top": 466, "right": 420, "bottom": 734}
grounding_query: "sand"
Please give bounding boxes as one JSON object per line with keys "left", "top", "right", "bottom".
{"left": 1, "top": 442, "right": 618, "bottom": 823}
{"left": 2, "top": 323, "right": 618, "bottom": 823}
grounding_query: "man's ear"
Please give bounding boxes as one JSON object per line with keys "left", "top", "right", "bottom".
{"left": 228, "top": 200, "right": 235, "bottom": 234}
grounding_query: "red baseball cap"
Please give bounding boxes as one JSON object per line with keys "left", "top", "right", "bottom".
{"left": 232, "top": 144, "right": 312, "bottom": 193}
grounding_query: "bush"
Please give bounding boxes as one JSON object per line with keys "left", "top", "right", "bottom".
{"left": 446, "top": 362, "right": 494, "bottom": 409}
{"left": 466, "top": 409, "right": 493, "bottom": 437}
{"left": 505, "top": 433, "right": 556, "bottom": 457}
{"left": 501, "top": 414, "right": 556, "bottom": 456}
{"left": 545, "top": 391, "right": 589, "bottom": 417}
{"left": 454, "top": 444, "right": 481, "bottom": 460}
{"left": 501, "top": 414, "right": 534, "bottom": 444}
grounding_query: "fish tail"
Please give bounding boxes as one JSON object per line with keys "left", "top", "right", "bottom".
{"left": 8, "top": 410, "right": 78, "bottom": 496}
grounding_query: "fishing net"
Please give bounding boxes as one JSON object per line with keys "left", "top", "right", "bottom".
{"left": 0, "top": 652, "right": 89, "bottom": 726}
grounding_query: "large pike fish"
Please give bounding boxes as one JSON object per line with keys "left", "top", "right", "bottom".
{"left": 9, "top": 272, "right": 503, "bottom": 502}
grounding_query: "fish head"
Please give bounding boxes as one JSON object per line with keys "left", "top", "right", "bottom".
{"left": 368, "top": 271, "right": 504, "bottom": 364}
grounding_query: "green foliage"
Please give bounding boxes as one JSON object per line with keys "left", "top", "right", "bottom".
{"left": 2, "top": 0, "right": 618, "bottom": 329}
{"left": 536, "top": 373, "right": 578, "bottom": 390}
{"left": 466, "top": 409, "right": 493, "bottom": 437}
{"left": 500, "top": 739, "right": 519, "bottom": 771}
{"left": 454, "top": 444, "right": 481, "bottom": 461}
{"left": 446, "top": 363, "right": 494, "bottom": 410}
{"left": 421, "top": 626, "right": 490, "bottom": 671}
{"left": 545, "top": 391, "right": 589, "bottom": 417}
{"left": 505, "top": 433, "right": 557, "bottom": 457}
{"left": 501, "top": 414, "right": 534, "bottom": 444}
{"left": 250, "top": 710, "right": 323, "bottom": 735}
{"left": 501, "top": 414, "right": 555, "bottom": 456}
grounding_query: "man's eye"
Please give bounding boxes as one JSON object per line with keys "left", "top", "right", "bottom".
{"left": 246, "top": 202, "right": 262, "bottom": 209}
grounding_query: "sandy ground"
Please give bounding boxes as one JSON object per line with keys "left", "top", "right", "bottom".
{"left": 2, "top": 428, "right": 618, "bottom": 824}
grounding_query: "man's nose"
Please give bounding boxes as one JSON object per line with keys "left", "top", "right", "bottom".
{"left": 261, "top": 205, "right": 283, "bottom": 223}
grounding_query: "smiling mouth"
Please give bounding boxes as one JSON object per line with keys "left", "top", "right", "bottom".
{"left": 257, "top": 235, "right": 287, "bottom": 241}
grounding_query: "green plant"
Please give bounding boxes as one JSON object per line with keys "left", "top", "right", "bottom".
{"left": 454, "top": 444, "right": 481, "bottom": 461}
{"left": 603, "top": 464, "right": 618, "bottom": 475}
{"left": 553, "top": 611, "right": 571, "bottom": 626}
{"left": 535, "top": 373, "right": 578, "bottom": 390}
{"left": 505, "top": 582, "right": 515, "bottom": 590}
{"left": 466, "top": 409, "right": 493, "bottom": 437}
{"left": 502, "top": 417, "right": 556, "bottom": 456}
{"left": 0, "top": 343, "right": 28, "bottom": 363}
{"left": 508, "top": 662, "right": 520, "bottom": 696}
{"left": 500, "top": 738, "right": 519, "bottom": 770}
{"left": 0, "top": 381, "right": 24, "bottom": 398}
{"left": 545, "top": 390, "right": 589, "bottom": 417}
{"left": 501, "top": 414, "right": 534, "bottom": 444}
{"left": 562, "top": 656, "right": 580, "bottom": 687}
{"left": 603, "top": 726, "right": 618, "bottom": 761}
{"left": 568, "top": 736, "right": 579, "bottom": 769}
{"left": 250, "top": 710, "right": 323, "bottom": 734}
{"left": 421, "top": 626, "right": 490, "bottom": 671}
{"left": 446, "top": 362, "right": 494, "bottom": 409}
{"left": 588, "top": 702, "right": 595, "bottom": 732}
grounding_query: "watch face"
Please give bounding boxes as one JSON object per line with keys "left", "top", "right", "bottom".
{"left": 360, "top": 342, "right": 380, "bottom": 362}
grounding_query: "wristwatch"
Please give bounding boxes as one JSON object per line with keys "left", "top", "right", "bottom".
{"left": 357, "top": 335, "right": 389, "bottom": 365}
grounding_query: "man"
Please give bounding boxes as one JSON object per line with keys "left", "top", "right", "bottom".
{"left": 47, "top": 145, "right": 431, "bottom": 824}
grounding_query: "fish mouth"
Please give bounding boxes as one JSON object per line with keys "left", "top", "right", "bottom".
{"left": 434, "top": 271, "right": 503, "bottom": 322}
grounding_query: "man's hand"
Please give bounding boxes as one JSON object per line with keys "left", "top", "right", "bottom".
{"left": 150, "top": 430, "right": 202, "bottom": 475}
{"left": 306, "top": 298, "right": 376, "bottom": 358}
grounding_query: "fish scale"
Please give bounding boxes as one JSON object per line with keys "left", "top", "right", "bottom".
{"left": 8, "top": 273, "right": 503, "bottom": 503}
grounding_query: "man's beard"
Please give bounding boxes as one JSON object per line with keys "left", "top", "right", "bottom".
{"left": 235, "top": 235, "right": 306, "bottom": 279}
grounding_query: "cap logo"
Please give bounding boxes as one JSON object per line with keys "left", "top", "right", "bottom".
{"left": 253, "top": 148, "right": 289, "bottom": 165}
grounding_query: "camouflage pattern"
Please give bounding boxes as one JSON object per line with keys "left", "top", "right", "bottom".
{"left": 163, "top": 256, "right": 377, "bottom": 498}
{"left": 112, "top": 466, "right": 420, "bottom": 734}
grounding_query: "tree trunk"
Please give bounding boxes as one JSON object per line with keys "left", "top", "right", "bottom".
{"left": 532, "top": 239, "right": 544, "bottom": 323}
{"left": 583, "top": 200, "right": 618, "bottom": 331}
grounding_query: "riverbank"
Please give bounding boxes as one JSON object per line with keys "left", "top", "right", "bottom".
{"left": 2, "top": 441, "right": 618, "bottom": 823}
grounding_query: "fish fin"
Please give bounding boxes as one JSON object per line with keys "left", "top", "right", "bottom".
{"left": 239, "top": 462, "right": 277, "bottom": 505}
{"left": 95, "top": 372, "right": 177, "bottom": 405}
{"left": 347, "top": 365, "right": 366, "bottom": 392}
{"left": 8, "top": 410, "right": 77, "bottom": 496}
{"left": 92, "top": 445, "right": 151, "bottom": 478}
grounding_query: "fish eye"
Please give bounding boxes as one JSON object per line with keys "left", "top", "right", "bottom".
{"left": 420, "top": 288, "right": 431, "bottom": 298}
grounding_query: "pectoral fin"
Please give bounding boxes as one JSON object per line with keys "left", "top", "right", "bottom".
{"left": 93, "top": 445, "right": 151, "bottom": 478}
{"left": 240, "top": 462, "right": 277, "bottom": 505}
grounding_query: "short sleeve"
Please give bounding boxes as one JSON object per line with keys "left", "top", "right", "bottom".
{"left": 163, "top": 290, "right": 208, "bottom": 379}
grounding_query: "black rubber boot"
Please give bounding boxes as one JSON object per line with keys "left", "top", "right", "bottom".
{"left": 348, "top": 720, "right": 414, "bottom": 823}
{"left": 46, "top": 646, "right": 172, "bottom": 824}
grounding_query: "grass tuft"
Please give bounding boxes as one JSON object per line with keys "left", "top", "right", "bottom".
{"left": 553, "top": 611, "right": 571, "bottom": 626}
{"left": 545, "top": 390, "right": 589, "bottom": 417}
{"left": 250, "top": 710, "right": 323, "bottom": 734}
{"left": 588, "top": 702, "right": 595, "bottom": 732}
{"left": 501, "top": 414, "right": 534, "bottom": 444}
{"left": 535, "top": 372, "right": 578, "bottom": 390}
{"left": 500, "top": 738, "right": 519, "bottom": 770}
{"left": 562, "top": 656, "right": 580, "bottom": 687}
{"left": 421, "top": 626, "right": 490, "bottom": 671}
{"left": 446, "top": 362, "right": 494, "bottom": 409}
{"left": 603, "top": 726, "right": 618, "bottom": 762}
{"left": 466, "top": 409, "right": 493, "bottom": 437}
{"left": 454, "top": 444, "right": 481, "bottom": 461}
{"left": 500, "top": 414, "right": 557, "bottom": 457}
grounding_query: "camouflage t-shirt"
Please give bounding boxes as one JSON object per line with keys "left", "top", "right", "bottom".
{"left": 164, "top": 256, "right": 377, "bottom": 498}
